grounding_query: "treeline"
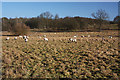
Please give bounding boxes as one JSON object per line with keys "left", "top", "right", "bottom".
{"left": 2, "top": 17, "right": 30, "bottom": 35}
{"left": 2, "top": 11, "right": 119, "bottom": 34}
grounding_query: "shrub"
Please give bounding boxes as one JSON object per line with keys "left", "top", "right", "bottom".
{"left": 12, "top": 22, "right": 30, "bottom": 35}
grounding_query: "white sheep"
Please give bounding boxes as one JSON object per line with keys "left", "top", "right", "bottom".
{"left": 74, "top": 35, "right": 77, "bottom": 38}
{"left": 69, "top": 38, "right": 77, "bottom": 42}
{"left": 25, "top": 38, "right": 28, "bottom": 42}
{"left": 14, "top": 37, "right": 17, "bottom": 40}
{"left": 6, "top": 37, "right": 9, "bottom": 40}
{"left": 88, "top": 35, "right": 90, "bottom": 37}
{"left": 73, "top": 39, "right": 77, "bottom": 42}
{"left": 109, "top": 36, "right": 112, "bottom": 38}
{"left": 23, "top": 35, "right": 29, "bottom": 39}
{"left": 23, "top": 35, "right": 27, "bottom": 39}
{"left": 69, "top": 38, "right": 73, "bottom": 41}
{"left": 19, "top": 35, "right": 22, "bottom": 38}
{"left": 44, "top": 38, "right": 48, "bottom": 41}
{"left": 43, "top": 35, "right": 46, "bottom": 37}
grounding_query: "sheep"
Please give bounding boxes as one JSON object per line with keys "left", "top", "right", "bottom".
{"left": 23, "top": 35, "right": 29, "bottom": 42}
{"left": 25, "top": 38, "right": 28, "bottom": 42}
{"left": 74, "top": 35, "right": 77, "bottom": 38}
{"left": 14, "top": 37, "right": 17, "bottom": 40}
{"left": 73, "top": 39, "right": 77, "bottom": 42}
{"left": 69, "top": 38, "right": 73, "bottom": 41}
{"left": 109, "top": 36, "right": 112, "bottom": 39}
{"left": 81, "top": 35, "right": 84, "bottom": 37}
{"left": 23, "top": 35, "right": 29, "bottom": 39}
{"left": 6, "top": 37, "right": 9, "bottom": 40}
{"left": 43, "top": 35, "right": 46, "bottom": 37}
{"left": 19, "top": 35, "right": 22, "bottom": 38}
{"left": 69, "top": 38, "right": 77, "bottom": 42}
{"left": 44, "top": 38, "right": 48, "bottom": 41}
{"left": 88, "top": 35, "right": 90, "bottom": 37}
{"left": 23, "top": 35, "right": 27, "bottom": 39}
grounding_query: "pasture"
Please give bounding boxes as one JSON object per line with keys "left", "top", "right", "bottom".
{"left": 2, "top": 30, "right": 120, "bottom": 78}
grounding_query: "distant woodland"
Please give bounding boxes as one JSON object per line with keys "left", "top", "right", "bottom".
{"left": 1, "top": 11, "right": 120, "bottom": 35}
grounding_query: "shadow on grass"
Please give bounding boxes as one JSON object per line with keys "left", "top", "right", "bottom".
{"left": 1, "top": 35, "right": 19, "bottom": 36}
{"left": 31, "top": 30, "right": 100, "bottom": 33}
{"left": 31, "top": 29, "right": 120, "bottom": 33}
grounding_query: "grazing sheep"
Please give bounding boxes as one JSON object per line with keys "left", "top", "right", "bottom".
{"left": 19, "top": 35, "right": 22, "bottom": 38}
{"left": 73, "top": 39, "right": 77, "bottom": 42}
{"left": 44, "top": 38, "right": 48, "bottom": 41}
{"left": 81, "top": 35, "right": 84, "bottom": 37}
{"left": 109, "top": 36, "right": 112, "bottom": 38}
{"left": 88, "top": 35, "right": 90, "bottom": 37}
{"left": 69, "top": 38, "right": 77, "bottom": 42}
{"left": 14, "top": 37, "right": 17, "bottom": 40}
{"left": 23, "top": 35, "right": 27, "bottom": 39}
{"left": 43, "top": 35, "right": 46, "bottom": 37}
{"left": 25, "top": 38, "right": 28, "bottom": 42}
{"left": 23, "top": 35, "right": 29, "bottom": 39}
{"left": 74, "top": 35, "right": 77, "bottom": 38}
{"left": 6, "top": 37, "right": 9, "bottom": 40}
{"left": 69, "top": 38, "right": 73, "bottom": 41}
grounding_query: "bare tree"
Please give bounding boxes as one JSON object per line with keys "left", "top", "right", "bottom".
{"left": 54, "top": 14, "right": 59, "bottom": 19}
{"left": 38, "top": 11, "right": 53, "bottom": 19}
{"left": 37, "top": 11, "right": 53, "bottom": 30}
{"left": 91, "top": 9, "right": 109, "bottom": 31}
{"left": 114, "top": 16, "right": 120, "bottom": 23}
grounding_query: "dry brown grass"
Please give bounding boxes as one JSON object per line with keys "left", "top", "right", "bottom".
{"left": 1, "top": 30, "right": 120, "bottom": 79}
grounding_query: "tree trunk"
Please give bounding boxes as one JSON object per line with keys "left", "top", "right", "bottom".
{"left": 99, "top": 20, "right": 102, "bottom": 32}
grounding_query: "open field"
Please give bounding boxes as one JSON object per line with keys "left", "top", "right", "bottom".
{"left": 1, "top": 30, "right": 120, "bottom": 79}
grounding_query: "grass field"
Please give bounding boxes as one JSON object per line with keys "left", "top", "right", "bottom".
{"left": 1, "top": 30, "right": 120, "bottom": 79}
